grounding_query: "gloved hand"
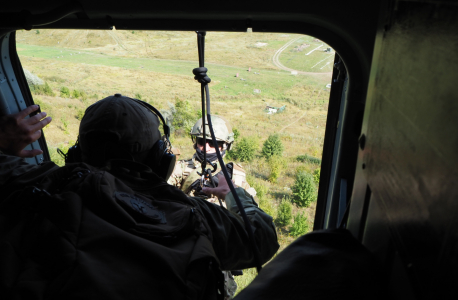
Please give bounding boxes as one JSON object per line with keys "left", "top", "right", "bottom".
{"left": 202, "top": 173, "right": 235, "bottom": 200}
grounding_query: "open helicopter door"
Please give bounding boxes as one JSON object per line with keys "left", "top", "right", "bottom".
{"left": 0, "top": 31, "right": 50, "bottom": 164}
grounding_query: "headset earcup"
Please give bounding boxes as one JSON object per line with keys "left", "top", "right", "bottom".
{"left": 162, "top": 152, "right": 176, "bottom": 181}
{"left": 147, "top": 140, "right": 176, "bottom": 180}
{"left": 66, "top": 144, "right": 82, "bottom": 164}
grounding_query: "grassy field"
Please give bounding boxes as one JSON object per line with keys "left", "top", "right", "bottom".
{"left": 17, "top": 29, "right": 332, "bottom": 293}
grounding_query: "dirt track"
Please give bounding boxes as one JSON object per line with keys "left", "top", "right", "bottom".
{"left": 272, "top": 37, "right": 333, "bottom": 75}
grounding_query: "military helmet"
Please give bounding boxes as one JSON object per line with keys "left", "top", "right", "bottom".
{"left": 190, "top": 115, "right": 234, "bottom": 144}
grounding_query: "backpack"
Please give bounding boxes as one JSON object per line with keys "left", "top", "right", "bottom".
{"left": 0, "top": 162, "right": 224, "bottom": 300}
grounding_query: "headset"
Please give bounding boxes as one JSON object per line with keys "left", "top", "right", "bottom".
{"left": 61, "top": 97, "right": 176, "bottom": 181}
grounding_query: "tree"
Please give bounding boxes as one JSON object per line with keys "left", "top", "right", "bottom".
{"left": 292, "top": 171, "right": 317, "bottom": 207}
{"left": 262, "top": 134, "right": 284, "bottom": 159}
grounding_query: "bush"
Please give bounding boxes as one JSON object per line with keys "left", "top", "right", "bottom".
{"left": 31, "top": 82, "right": 55, "bottom": 97}
{"left": 60, "top": 86, "right": 70, "bottom": 98}
{"left": 233, "top": 128, "right": 240, "bottom": 142}
{"left": 80, "top": 91, "right": 88, "bottom": 101}
{"left": 72, "top": 89, "right": 81, "bottom": 99}
{"left": 276, "top": 197, "right": 293, "bottom": 227}
{"left": 135, "top": 93, "right": 142, "bottom": 100}
{"left": 227, "top": 136, "right": 258, "bottom": 162}
{"left": 313, "top": 168, "right": 321, "bottom": 185}
{"left": 50, "top": 141, "right": 75, "bottom": 166}
{"left": 290, "top": 212, "right": 309, "bottom": 237}
{"left": 76, "top": 109, "right": 85, "bottom": 120}
{"left": 292, "top": 171, "right": 317, "bottom": 207}
{"left": 248, "top": 178, "right": 276, "bottom": 219}
{"left": 161, "top": 98, "right": 200, "bottom": 136}
{"left": 296, "top": 154, "right": 322, "bottom": 165}
{"left": 248, "top": 177, "right": 268, "bottom": 199}
{"left": 42, "top": 82, "right": 55, "bottom": 96}
{"left": 267, "top": 155, "right": 285, "bottom": 183}
{"left": 258, "top": 195, "right": 277, "bottom": 220}
{"left": 262, "top": 134, "right": 284, "bottom": 159}
{"left": 61, "top": 117, "right": 69, "bottom": 134}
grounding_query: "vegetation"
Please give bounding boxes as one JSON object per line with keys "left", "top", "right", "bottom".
{"left": 292, "top": 171, "right": 317, "bottom": 207}
{"left": 297, "top": 154, "right": 321, "bottom": 165}
{"left": 30, "top": 82, "right": 55, "bottom": 96}
{"left": 227, "top": 136, "right": 258, "bottom": 162}
{"left": 162, "top": 98, "right": 201, "bottom": 136}
{"left": 233, "top": 128, "right": 240, "bottom": 142}
{"left": 75, "top": 108, "right": 85, "bottom": 120}
{"left": 261, "top": 134, "right": 284, "bottom": 159}
{"left": 290, "top": 212, "right": 309, "bottom": 237}
{"left": 60, "top": 86, "right": 70, "bottom": 98}
{"left": 16, "top": 29, "right": 331, "bottom": 296}
{"left": 267, "top": 155, "right": 285, "bottom": 183}
{"left": 313, "top": 168, "right": 321, "bottom": 185}
{"left": 276, "top": 197, "right": 293, "bottom": 227}
{"left": 60, "top": 117, "right": 69, "bottom": 135}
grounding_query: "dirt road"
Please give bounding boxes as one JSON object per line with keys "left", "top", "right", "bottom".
{"left": 272, "top": 37, "right": 333, "bottom": 75}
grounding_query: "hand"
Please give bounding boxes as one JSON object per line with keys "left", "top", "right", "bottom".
{"left": 202, "top": 173, "right": 234, "bottom": 200}
{"left": 0, "top": 105, "right": 52, "bottom": 158}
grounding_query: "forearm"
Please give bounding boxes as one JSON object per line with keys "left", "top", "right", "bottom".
{"left": 191, "top": 187, "right": 279, "bottom": 270}
{"left": 225, "top": 187, "right": 259, "bottom": 214}
{"left": 0, "top": 154, "right": 36, "bottom": 185}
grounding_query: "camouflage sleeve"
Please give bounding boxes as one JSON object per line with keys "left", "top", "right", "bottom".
{"left": 167, "top": 160, "right": 185, "bottom": 187}
{"left": 231, "top": 163, "right": 257, "bottom": 197}
{"left": 0, "top": 154, "right": 38, "bottom": 185}
{"left": 188, "top": 187, "right": 279, "bottom": 271}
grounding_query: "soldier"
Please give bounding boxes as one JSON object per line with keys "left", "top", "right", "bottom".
{"left": 168, "top": 115, "right": 256, "bottom": 299}
{"left": 0, "top": 97, "right": 279, "bottom": 300}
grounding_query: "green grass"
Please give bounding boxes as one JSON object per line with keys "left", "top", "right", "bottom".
{"left": 17, "top": 43, "right": 331, "bottom": 101}
{"left": 279, "top": 37, "right": 334, "bottom": 72}
{"left": 19, "top": 29, "right": 328, "bottom": 295}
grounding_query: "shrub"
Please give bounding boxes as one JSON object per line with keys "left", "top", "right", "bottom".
{"left": 276, "top": 197, "right": 293, "bottom": 227}
{"left": 72, "top": 89, "right": 81, "bottom": 99}
{"left": 233, "top": 128, "right": 240, "bottom": 142}
{"left": 42, "top": 82, "right": 55, "bottom": 96}
{"left": 60, "top": 86, "right": 70, "bottom": 98}
{"left": 313, "top": 168, "right": 321, "bottom": 185}
{"left": 248, "top": 178, "right": 276, "bottom": 219}
{"left": 267, "top": 155, "right": 285, "bottom": 183}
{"left": 290, "top": 212, "right": 309, "bottom": 237}
{"left": 162, "top": 98, "right": 201, "bottom": 136}
{"left": 76, "top": 109, "right": 85, "bottom": 120}
{"left": 50, "top": 141, "right": 75, "bottom": 166}
{"left": 135, "top": 93, "right": 142, "bottom": 100}
{"left": 292, "top": 171, "right": 317, "bottom": 207}
{"left": 80, "top": 91, "right": 88, "bottom": 101}
{"left": 296, "top": 154, "right": 322, "bottom": 165}
{"left": 31, "top": 82, "right": 55, "bottom": 97}
{"left": 262, "top": 134, "right": 284, "bottom": 159}
{"left": 227, "top": 136, "right": 258, "bottom": 162}
{"left": 258, "top": 195, "right": 277, "bottom": 221}
{"left": 61, "top": 117, "right": 69, "bottom": 134}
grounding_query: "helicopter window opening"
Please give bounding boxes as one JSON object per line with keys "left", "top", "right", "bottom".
{"left": 16, "top": 29, "right": 334, "bottom": 292}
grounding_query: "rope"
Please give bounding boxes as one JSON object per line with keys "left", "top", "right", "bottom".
{"left": 193, "top": 31, "right": 263, "bottom": 273}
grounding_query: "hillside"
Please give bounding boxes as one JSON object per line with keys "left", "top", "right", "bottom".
{"left": 16, "top": 29, "right": 333, "bottom": 293}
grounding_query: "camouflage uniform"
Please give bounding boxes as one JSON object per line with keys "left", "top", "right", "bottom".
{"left": 168, "top": 155, "right": 256, "bottom": 299}
{"left": 168, "top": 115, "right": 257, "bottom": 299}
{"left": 168, "top": 154, "right": 257, "bottom": 203}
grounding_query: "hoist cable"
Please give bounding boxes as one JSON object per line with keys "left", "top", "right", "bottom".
{"left": 193, "top": 31, "right": 262, "bottom": 273}
{"left": 196, "top": 32, "right": 207, "bottom": 174}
